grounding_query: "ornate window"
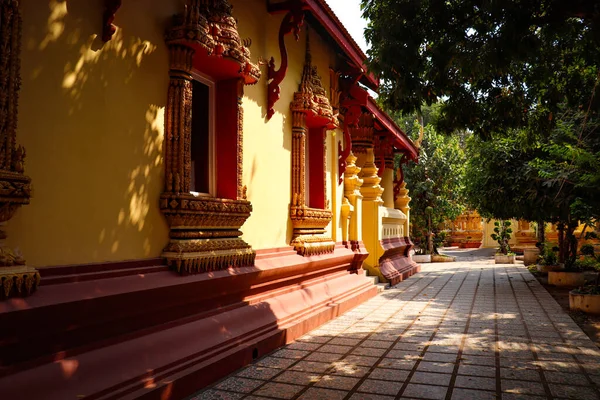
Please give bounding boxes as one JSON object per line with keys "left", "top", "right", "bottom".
{"left": 289, "top": 34, "right": 337, "bottom": 256}
{"left": 161, "top": 0, "right": 261, "bottom": 274}
{"left": 190, "top": 73, "right": 214, "bottom": 195}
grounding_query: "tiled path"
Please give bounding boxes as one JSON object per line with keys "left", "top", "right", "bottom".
{"left": 193, "top": 253, "right": 600, "bottom": 400}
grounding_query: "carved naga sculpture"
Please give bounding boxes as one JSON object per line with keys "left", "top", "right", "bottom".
{"left": 266, "top": 0, "right": 305, "bottom": 120}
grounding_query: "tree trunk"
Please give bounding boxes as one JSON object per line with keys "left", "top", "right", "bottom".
{"left": 557, "top": 222, "right": 565, "bottom": 264}
{"left": 537, "top": 219, "right": 545, "bottom": 245}
{"left": 567, "top": 222, "right": 578, "bottom": 268}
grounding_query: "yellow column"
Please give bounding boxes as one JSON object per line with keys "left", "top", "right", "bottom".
{"left": 381, "top": 168, "right": 395, "bottom": 209}
{"left": 344, "top": 152, "right": 363, "bottom": 241}
{"left": 358, "top": 147, "right": 385, "bottom": 281}
{"left": 395, "top": 182, "right": 411, "bottom": 236}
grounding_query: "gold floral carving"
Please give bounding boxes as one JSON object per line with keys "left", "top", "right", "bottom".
{"left": 290, "top": 33, "right": 337, "bottom": 128}
{"left": 359, "top": 147, "right": 384, "bottom": 203}
{"left": 343, "top": 152, "right": 363, "bottom": 242}
{"left": 288, "top": 33, "right": 335, "bottom": 256}
{"left": 1, "top": 265, "right": 40, "bottom": 299}
{"left": 165, "top": 0, "right": 261, "bottom": 84}
{"left": 0, "top": 0, "right": 36, "bottom": 297}
{"left": 291, "top": 235, "right": 335, "bottom": 257}
{"left": 349, "top": 113, "right": 375, "bottom": 154}
{"left": 162, "top": 0, "right": 259, "bottom": 273}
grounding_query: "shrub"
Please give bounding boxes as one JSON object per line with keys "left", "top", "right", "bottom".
{"left": 491, "top": 220, "right": 512, "bottom": 255}
{"left": 539, "top": 246, "right": 558, "bottom": 266}
{"left": 580, "top": 244, "right": 595, "bottom": 257}
{"left": 574, "top": 256, "right": 599, "bottom": 271}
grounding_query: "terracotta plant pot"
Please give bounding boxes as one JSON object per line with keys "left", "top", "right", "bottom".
{"left": 548, "top": 270, "right": 585, "bottom": 287}
{"left": 570, "top": 290, "right": 600, "bottom": 314}
{"left": 495, "top": 254, "right": 515, "bottom": 264}
{"left": 536, "top": 264, "right": 562, "bottom": 274}
{"left": 523, "top": 248, "right": 540, "bottom": 266}
{"left": 412, "top": 254, "right": 431, "bottom": 263}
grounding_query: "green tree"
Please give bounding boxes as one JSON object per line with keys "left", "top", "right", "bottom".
{"left": 464, "top": 108, "right": 600, "bottom": 266}
{"left": 397, "top": 105, "right": 467, "bottom": 251}
{"left": 361, "top": 0, "right": 600, "bottom": 137}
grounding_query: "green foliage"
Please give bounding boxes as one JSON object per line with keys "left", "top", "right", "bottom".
{"left": 464, "top": 107, "right": 600, "bottom": 265}
{"left": 580, "top": 244, "right": 595, "bottom": 257}
{"left": 574, "top": 256, "right": 599, "bottom": 271}
{"left": 395, "top": 104, "right": 467, "bottom": 250}
{"left": 491, "top": 220, "right": 513, "bottom": 255}
{"left": 361, "top": 0, "right": 599, "bottom": 137}
{"left": 539, "top": 246, "right": 558, "bottom": 266}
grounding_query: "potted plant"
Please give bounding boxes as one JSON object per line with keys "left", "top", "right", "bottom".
{"left": 548, "top": 245, "right": 586, "bottom": 287}
{"left": 492, "top": 220, "right": 515, "bottom": 264}
{"left": 570, "top": 256, "right": 600, "bottom": 314}
{"left": 412, "top": 247, "right": 431, "bottom": 263}
{"left": 536, "top": 245, "right": 562, "bottom": 273}
{"left": 523, "top": 242, "right": 541, "bottom": 266}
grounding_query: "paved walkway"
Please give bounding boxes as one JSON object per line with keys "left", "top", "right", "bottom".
{"left": 193, "top": 252, "right": 600, "bottom": 400}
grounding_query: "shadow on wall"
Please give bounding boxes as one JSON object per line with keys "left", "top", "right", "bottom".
{"left": 9, "top": 0, "right": 178, "bottom": 266}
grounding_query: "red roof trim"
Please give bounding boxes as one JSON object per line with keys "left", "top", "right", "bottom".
{"left": 303, "top": 0, "right": 379, "bottom": 90}
{"left": 366, "top": 97, "right": 419, "bottom": 162}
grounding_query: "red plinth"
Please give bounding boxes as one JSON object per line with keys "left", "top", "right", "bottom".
{"left": 0, "top": 246, "right": 378, "bottom": 400}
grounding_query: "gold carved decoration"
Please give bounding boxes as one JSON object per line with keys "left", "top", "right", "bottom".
{"left": 165, "top": 0, "right": 261, "bottom": 84}
{"left": 288, "top": 33, "right": 336, "bottom": 256}
{"left": 349, "top": 113, "right": 375, "bottom": 154}
{"left": 161, "top": 0, "right": 260, "bottom": 274}
{"left": 290, "top": 33, "right": 338, "bottom": 128}
{"left": 0, "top": 0, "right": 37, "bottom": 299}
{"left": 359, "top": 148, "right": 384, "bottom": 203}
{"left": 1, "top": 265, "right": 40, "bottom": 300}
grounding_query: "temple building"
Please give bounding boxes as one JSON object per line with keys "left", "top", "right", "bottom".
{"left": 0, "top": 1, "right": 420, "bottom": 398}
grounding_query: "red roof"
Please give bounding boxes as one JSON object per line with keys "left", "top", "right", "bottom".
{"left": 304, "top": 0, "right": 378, "bottom": 90}
{"left": 367, "top": 97, "right": 419, "bottom": 162}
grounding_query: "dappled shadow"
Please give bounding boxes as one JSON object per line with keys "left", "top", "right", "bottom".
{"left": 10, "top": 0, "right": 182, "bottom": 266}
{"left": 194, "top": 261, "right": 600, "bottom": 399}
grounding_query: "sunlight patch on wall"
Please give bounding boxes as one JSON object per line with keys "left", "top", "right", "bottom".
{"left": 40, "top": 0, "right": 67, "bottom": 50}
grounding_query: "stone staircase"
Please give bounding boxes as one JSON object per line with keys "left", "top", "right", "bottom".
{"left": 364, "top": 269, "right": 390, "bottom": 292}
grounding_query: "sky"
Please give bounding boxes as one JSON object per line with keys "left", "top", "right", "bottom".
{"left": 326, "top": 0, "right": 369, "bottom": 52}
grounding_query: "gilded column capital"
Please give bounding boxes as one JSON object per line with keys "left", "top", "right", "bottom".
{"left": 360, "top": 147, "right": 384, "bottom": 203}
{"left": 344, "top": 152, "right": 363, "bottom": 199}
{"left": 394, "top": 181, "right": 411, "bottom": 211}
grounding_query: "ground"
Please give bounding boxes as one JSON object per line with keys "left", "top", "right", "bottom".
{"left": 192, "top": 249, "right": 600, "bottom": 400}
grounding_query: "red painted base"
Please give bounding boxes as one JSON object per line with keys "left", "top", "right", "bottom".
{"left": 378, "top": 237, "right": 420, "bottom": 286}
{"left": 0, "top": 246, "right": 378, "bottom": 400}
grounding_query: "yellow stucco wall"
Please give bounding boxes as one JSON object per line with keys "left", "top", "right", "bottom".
{"left": 10, "top": 0, "right": 344, "bottom": 266}
{"left": 10, "top": 0, "right": 180, "bottom": 266}
{"left": 236, "top": 0, "right": 339, "bottom": 248}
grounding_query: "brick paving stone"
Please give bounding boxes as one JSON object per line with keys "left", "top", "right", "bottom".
{"left": 402, "top": 383, "right": 449, "bottom": 399}
{"left": 451, "top": 388, "right": 497, "bottom": 400}
{"left": 502, "top": 379, "right": 546, "bottom": 396}
{"left": 214, "top": 377, "right": 264, "bottom": 393}
{"left": 549, "top": 384, "right": 599, "bottom": 400}
{"left": 357, "top": 379, "right": 403, "bottom": 395}
{"left": 273, "top": 371, "right": 320, "bottom": 385}
{"left": 454, "top": 375, "right": 496, "bottom": 391}
{"left": 458, "top": 364, "right": 497, "bottom": 377}
{"left": 314, "top": 374, "right": 360, "bottom": 390}
{"left": 252, "top": 382, "right": 304, "bottom": 399}
{"left": 348, "top": 394, "right": 394, "bottom": 400}
{"left": 192, "top": 390, "right": 244, "bottom": 400}
{"left": 236, "top": 366, "right": 281, "bottom": 380}
{"left": 192, "top": 254, "right": 600, "bottom": 400}
{"left": 296, "top": 387, "right": 347, "bottom": 400}
{"left": 304, "top": 351, "right": 343, "bottom": 363}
